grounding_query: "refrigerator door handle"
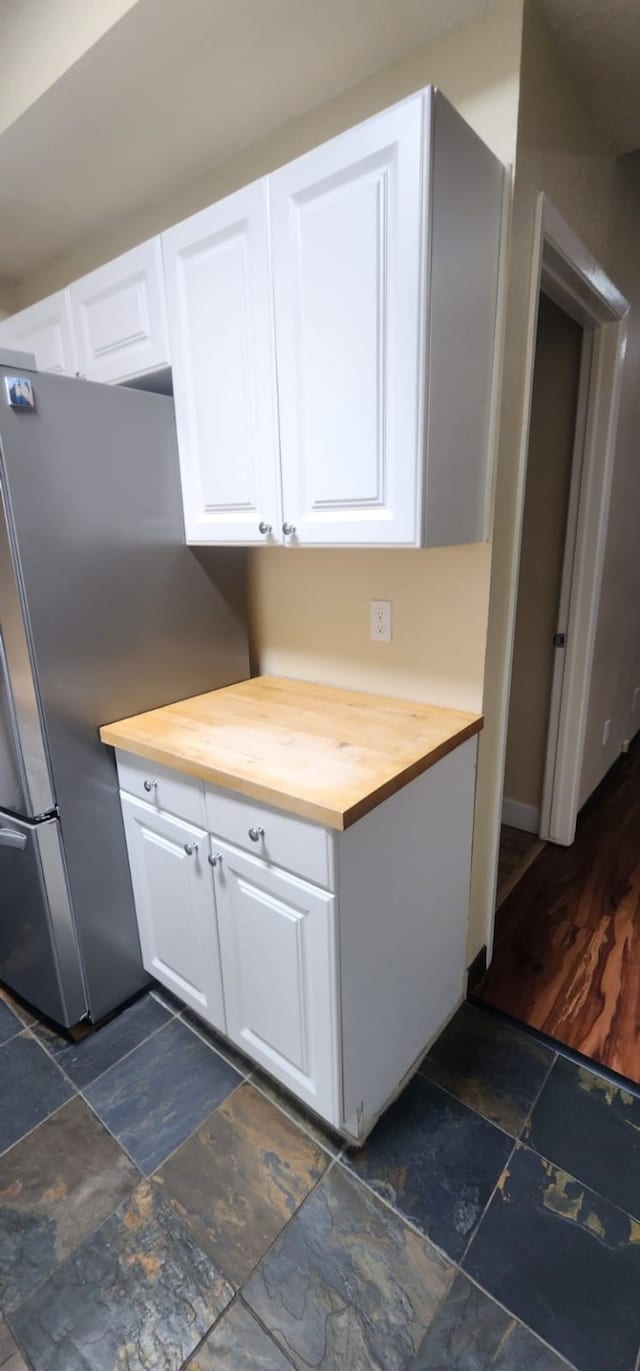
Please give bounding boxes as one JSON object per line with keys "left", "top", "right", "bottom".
{"left": 0, "top": 826, "right": 27, "bottom": 849}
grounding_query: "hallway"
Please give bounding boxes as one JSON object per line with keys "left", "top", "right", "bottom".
{"left": 479, "top": 739, "right": 640, "bottom": 1082}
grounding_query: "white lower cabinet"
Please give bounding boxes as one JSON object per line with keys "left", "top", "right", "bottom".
{"left": 116, "top": 736, "right": 476, "bottom": 1141}
{"left": 120, "top": 794, "right": 225, "bottom": 1028}
{"left": 211, "top": 839, "right": 340, "bottom": 1126}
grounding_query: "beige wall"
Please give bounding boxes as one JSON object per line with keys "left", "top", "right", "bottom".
{"left": 13, "top": 0, "right": 522, "bottom": 311}
{"left": 0, "top": 0, "right": 139, "bottom": 136}
{"left": 470, "top": 0, "right": 640, "bottom": 957}
{"left": 504, "top": 293, "right": 582, "bottom": 811}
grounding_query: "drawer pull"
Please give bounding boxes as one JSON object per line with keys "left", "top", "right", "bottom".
{"left": 248, "top": 826, "right": 265, "bottom": 842}
{"left": 143, "top": 779, "right": 157, "bottom": 793}
{"left": 183, "top": 841, "right": 198, "bottom": 856}
{"left": 208, "top": 852, "right": 223, "bottom": 867}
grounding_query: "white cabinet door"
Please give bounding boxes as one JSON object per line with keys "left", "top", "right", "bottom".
{"left": 0, "top": 291, "right": 77, "bottom": 375}
{"left": 212, "top": 840, "right": 341, "bottom": 1125}
{"left": 162, "top": 182, "right": 281, "bottom": 545}
{"left": 270, "top": 94, "right": 425, "bottom": 546}
{"left": 70, "top": 239, "right": 169, "bottom": 383}
{"left": 121, "top": 794, "right": 225, "bottom": 1030}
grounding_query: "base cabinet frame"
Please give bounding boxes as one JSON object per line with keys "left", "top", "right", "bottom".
{"left": 117, "top": 736, "right": 476, "bottom": 1142}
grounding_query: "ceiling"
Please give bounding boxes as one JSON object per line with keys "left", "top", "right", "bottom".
{"left": 537, "top": 0, "right": 640, "bottom": 156}
{"left": 0, "top": 0, "right": 489, "bottom": 286}
{"left": 0, "top": 0, "right": 638, "bottom": 292}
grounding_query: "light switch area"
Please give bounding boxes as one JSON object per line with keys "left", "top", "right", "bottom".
{"left": 602, "top": 718, "right": 611, "bottom": 746}
{"left": 370, "top": 599, "right": 392, "bottom": 642}
{"left": 633, "top": 686, "right": 640, "bottom": 712}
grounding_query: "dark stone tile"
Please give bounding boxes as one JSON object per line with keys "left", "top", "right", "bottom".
{"left": 251, "top": 1071, "right": 343, "bottom": 1156}
{"left": 156, "top": 1082, "right": 327, "bottom": 1286}
{"left": 420, "top": 1003, "right": 554, "bottom": 1136}
{"left": 33, "top": 993, "right": 171, "bottom": 1089}
{"left": 12, "top": 1180, "right": 233, "bottom": 1371}
{"left": 412, "top": 1272, "right": 568, "bottom": 1369}
{"left": 0, "top": 1033, "right": 73, "bottom": 1155}
{"left": 181, "top": 1008, "right": 254, "bottom": 1077}
{"left": 187, "top": 1300, "right": 294, "bottom": 1369}
{"left": 0, "top": 987, "right": 36, "bottom": 1030}
{"left": 244, "top": 1163, "right": 453, "bottom": 1371}
{"left": 0, "top": 1095, "right": 138, "bottom": 1312}
{"left": 345, "top": 1074, "right": 512, "bottom": 1260}
{"left": 85, "top": 1017, "right": 241, "bottom": 1173}
{"left": 463, "top": 1143, "right": 640, "bottom": 1371}
{"left": 525, "top": 1055, "right": 640, "bottom": 1218}
{"left": 0, "top": 1322, "right": 28, "bottom": 1370}
{"left": 0, "top": 1000, "right": 21, "bottom": 1049}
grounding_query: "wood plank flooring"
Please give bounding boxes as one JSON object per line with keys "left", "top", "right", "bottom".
{"left": 479, "top": 742, "right": 640, "bottom": 1083}
{"left": 496, "top": 825, "right": 545, "bottom": 908}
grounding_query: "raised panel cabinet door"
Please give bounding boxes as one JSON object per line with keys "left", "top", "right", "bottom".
{"left": 162, "top": 182, "right": 281, "bottom": 544}
{"left": 120, "top": 794, "right": 225, "bottom": 1030}
{"left": 0, "top": 290, "right": 77, "bottom": 375}
{"left": 212, "top": 841, "right": 341, "bottom": 1126}
{"left": 270, "top": 93, "right": 426, "bottom": 546}
{"left": 69, "top": 239, "right": 170, "bottom": 383}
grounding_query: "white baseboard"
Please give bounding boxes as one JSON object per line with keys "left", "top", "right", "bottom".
{"left": 502, "top": 797, "right": 540, "bottom": 834}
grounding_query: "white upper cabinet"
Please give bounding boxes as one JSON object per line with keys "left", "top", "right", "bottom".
{"left": 163, "top": 88, "right": 503, "bottom": 548}
{"left": 162, "top": 183, "right": 281, "bottom": 545}
{"left": 270, "top": 96, "right": 424, "bottom": 546}
{"left": 69, "top": 239, "right": 169, "bottom": 384}
{"left": 0, "top": 291, "right": 77, "bottom": 376}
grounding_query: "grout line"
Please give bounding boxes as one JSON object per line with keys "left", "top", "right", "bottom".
{"left": 461, "top": 1270, "right": 581, "bottom": 1371}
{"left": 458, "top": 1135, "right": 519, "bottom": 1269}
{"left": 178, "top": 1012, "right": 253, "bottom": 1081}
{"left": 27, "top": 1026, "right": 146, "bottom": 1175}
{"left": 335, "top": 1153, "right": 454, "bottom": 1263}
{"left": 416, "top": 1066, "right": 519, "bottom": 1143}
{"left": 0, "top": 1094, "right": 74, "bottom": 1162}
{"left": 247, "top": 1073, "right": 344, "bottom": 1160}
{"left": 516, "top": 1048, "right": 558, "bottom": 1141}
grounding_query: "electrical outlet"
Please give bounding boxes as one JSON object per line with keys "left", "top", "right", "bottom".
{"left": 633, "top": 686, "right": 640, "bottom": 713}
{"left": 602, "top": 718, "right": 611, "bottom": 747}
{"left": 370, "top": 599, "right": 392, "bottom": 642}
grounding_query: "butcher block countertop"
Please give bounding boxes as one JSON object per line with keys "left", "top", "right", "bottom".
{"left": 100, "top": 676, "right": 483, "bottom": 831}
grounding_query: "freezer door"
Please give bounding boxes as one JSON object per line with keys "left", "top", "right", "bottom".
{"left": 0, "top": 812, "right": 87, "bottom": 1025}
{"left": 0, "top": 473, "right": 55, "bottom": 818}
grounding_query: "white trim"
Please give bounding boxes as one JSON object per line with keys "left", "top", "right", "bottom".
{"left": 501, "top": 798, "right": 540, "bottom": 834}
{"left": 485, "top": 192, "right": 629, "bottom": 954}
{"left": 538, "top": 198, "right": 628, "bottom": 845}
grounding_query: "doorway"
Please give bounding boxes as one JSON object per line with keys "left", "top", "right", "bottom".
{"left": 496, "top": 292, "right": 588, "bottom": 905}
{"left": 479, "top": 196, "right": 634, "bottom": 1080}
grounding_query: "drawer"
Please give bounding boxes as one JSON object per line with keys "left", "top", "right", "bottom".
{"left": 205, "top": 785, "right": 335, "bottom": 890}
{"left": 115, "top": 749, "right": 206, "bottom": 828}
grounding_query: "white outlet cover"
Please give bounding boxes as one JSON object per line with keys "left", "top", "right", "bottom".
{"left": 370, "top": 599, "right": 392, "bottom": 643}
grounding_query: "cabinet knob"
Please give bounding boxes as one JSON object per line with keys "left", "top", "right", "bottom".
{"left": 282, "top": 522, "right": 296, "bottom": 537}
{"left": 208, "top": 852, "right": 223, "bottom": 867}
{"left": 248, "top": 826, "right": 265, "bottom": 842}
{"left": 184, "top": 841, "right": 198, "bottom": 856}
{"left": 258, "top": 521, "right": 272, "bottom": 535}
{"left": 143, "top": 779, "right": 157, "bottom": 793}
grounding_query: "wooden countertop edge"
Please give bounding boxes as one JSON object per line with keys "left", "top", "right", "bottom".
{"left": 100, "top": 714, "right": 483, "bottom": 831}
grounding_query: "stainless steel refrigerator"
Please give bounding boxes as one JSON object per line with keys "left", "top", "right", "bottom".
{"left": 0, "top": 352, "right": 249, "bottom": 1029}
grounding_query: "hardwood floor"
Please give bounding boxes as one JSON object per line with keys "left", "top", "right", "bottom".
{"left": 496, "top": 825, "right": 545, "bottom": 908}
{"left": 479, "top": 742, "right": 640, "bottom": 1083}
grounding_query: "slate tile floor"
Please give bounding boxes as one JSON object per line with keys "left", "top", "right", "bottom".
{"left": 1, "top": 989, "right": 640, "bottom": 1371}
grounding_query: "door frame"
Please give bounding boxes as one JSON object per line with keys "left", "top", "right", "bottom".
{"left": 531, "top": 198, "right": 628, "bottom": 845}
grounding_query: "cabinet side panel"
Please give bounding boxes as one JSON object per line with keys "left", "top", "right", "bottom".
{"left": 424, "top": 94, "right": 504, "bottom": 546}
{"left": 338, "top": 738, "right": 477, "bottom": 1128}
